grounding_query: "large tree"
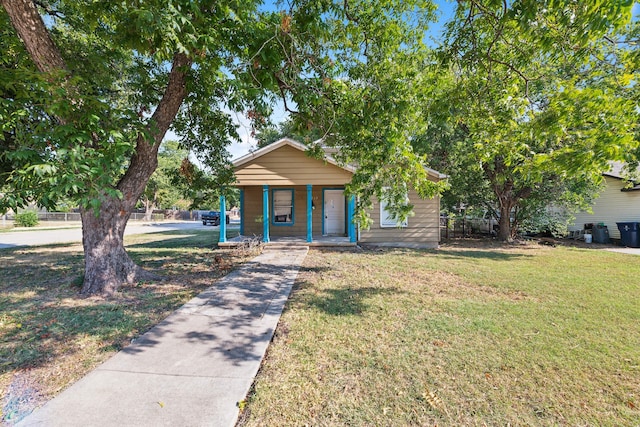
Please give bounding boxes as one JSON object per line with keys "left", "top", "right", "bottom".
{"left": 420, "top": 0, "right": 639, "bottom": 241}
{"left": 1, "top": 0, "right": 443, "bottom": 295}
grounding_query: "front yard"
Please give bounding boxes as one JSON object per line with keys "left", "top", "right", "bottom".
{"left": 239, "top": 242, "right": 640, "bottom": 426}
{"left": 0, "top": 228, "right": 255, "bottom": 424}
{"left": 2, "top": 234, "right": 638, "bottom": 426}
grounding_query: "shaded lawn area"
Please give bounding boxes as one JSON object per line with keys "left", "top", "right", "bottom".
{"left": 0, "top": 228, "right": 254, "bottom": 424}
{"left": 240, "top": 243, "right": 640, "bottom": 426}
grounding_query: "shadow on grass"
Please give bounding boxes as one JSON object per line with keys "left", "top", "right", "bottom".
{"left": 295, "top": 284, "right": 400, "bottom": 316}
{"left": 0, "top": 228, "right": 236, "bottom": 377}
{"left": 1, "top": 227, "right": 258, "bottom": 424}
{"left": 432, "top": 249, "right": 532, "bottom": 261}
{"left": 313, "top": 246, "right": 533, "bottom": 262}
{"left": 0, "top": 283, "right": 192, "bottom": 375}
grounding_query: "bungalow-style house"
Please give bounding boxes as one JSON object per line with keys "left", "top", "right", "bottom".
{"left": 569, "top": 162, "right": 640, "bottom": 240}
{"left": 217, "top": 138, "right": 446, "bottom": 248}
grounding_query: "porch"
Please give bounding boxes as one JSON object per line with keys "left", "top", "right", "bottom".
{"left": 217, "top": 185, "right": 357, "bottom": 246}
{"left": 218, "top": 234, "right": 356, "bottom": 248}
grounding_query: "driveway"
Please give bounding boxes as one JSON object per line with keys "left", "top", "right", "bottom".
{"left": 0, "top": 221, "right": 205, "bottom": 249}
{"left": 605, "top": 247, "right": 640, "bottom": 256}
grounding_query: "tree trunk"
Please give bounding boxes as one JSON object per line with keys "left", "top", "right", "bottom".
{"left": 143, "top": 198, "right": 156, "bottom": 222}
{"left": 497, "top": 203, "right": 513, "bottom": 242}
{"left": 4, "top": 2, "right": 192, "bottom": 296}
{"left": 80, "top": 197, "right": 157, "bottom": 296}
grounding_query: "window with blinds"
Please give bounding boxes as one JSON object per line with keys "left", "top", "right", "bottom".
{"left": 273, "top": 189, "right": 294, "bottom": 224}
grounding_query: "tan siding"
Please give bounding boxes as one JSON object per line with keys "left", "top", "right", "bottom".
{"left": 360, "top": 190, "right": 440, "bottom": 244}
{"left": 240, "top": 185, "right": 441, "bottom": 245}
{"left": 235, "top": 145, "right": 353, "bottom": 186}
{"left": 241, "top": 187, "right": 264, "bottom": 236}
{"left": 570, "top": 176, "right": 640, "bottom": 240}
{"left": 312, "top": 188, "right": 323, "bottom": 235}
{"left": 240, "top": 185, "right": 324, "bottom": 238}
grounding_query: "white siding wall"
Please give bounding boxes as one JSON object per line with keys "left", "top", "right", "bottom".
{"left": 570, "top": 176, "right": 640, "bottom": 240}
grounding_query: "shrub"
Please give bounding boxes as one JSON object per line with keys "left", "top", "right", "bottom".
{"left": 520, "top": 210, "right": 570, "bottom": 238}
{"left": 14, "top": 211, "right": 39, "bottom": 227}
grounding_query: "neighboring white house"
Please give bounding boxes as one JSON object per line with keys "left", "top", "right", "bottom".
{"left": 569, "top": 162, "right": 640, "bottom": 240}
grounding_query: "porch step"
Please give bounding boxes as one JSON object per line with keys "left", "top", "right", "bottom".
{"left": 263, "top": 244, "right": 310, "bottom": 251}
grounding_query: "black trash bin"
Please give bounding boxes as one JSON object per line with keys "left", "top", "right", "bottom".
{"left": 592, "top": 224, "right": 610, "bottom": 244}
{"left": 616, "top": 222, "right": 640, "bottom": 247}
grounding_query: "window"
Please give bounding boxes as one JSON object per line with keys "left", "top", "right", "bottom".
{"left": 273, "top": 189, "right": 294, "bottom": 225}
{"left": 380, "top": 190, "right": 409, "bottom": 228}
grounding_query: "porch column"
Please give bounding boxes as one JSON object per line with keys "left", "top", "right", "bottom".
{"left": 306, "top": 184, "right": 313, "bottom": 243}
{"left": 219, "top": 194, "right": 227, "bottom": 243}
{"left": 239, "top": 189, "right": 245, "bottom": 236}
{"left": 347, "top": 195, "right": 356, "bottom": 243}
{"left": 262, "top": 185, "right": 270, "bottom": 242}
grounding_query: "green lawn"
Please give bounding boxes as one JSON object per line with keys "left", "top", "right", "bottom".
{"left": 0, "top": 228, "right": 254, "bottom": 424}
{"left": 239, "top": 243, "right": 640, "bottom": 426}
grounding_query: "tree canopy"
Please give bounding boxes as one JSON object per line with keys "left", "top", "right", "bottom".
{"left": 418, "top": 0, "right": 639, "bottom": 240}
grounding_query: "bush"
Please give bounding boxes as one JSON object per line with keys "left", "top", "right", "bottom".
{"left": 520, "top": 211, "right": 570, "bottom": 238}
{"left": 14, "top": 211, "right": 39, "bottom": 227}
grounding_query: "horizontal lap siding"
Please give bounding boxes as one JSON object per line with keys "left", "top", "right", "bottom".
{"left": 240, "top": 186, "right": 325, "bottom": 238}
{"left": 360, "top": 190, "right": 440, "bottom": 244}
{"left": 235, "top": 145, "right": 353, "bottom": 186}
{"left": 570, "top": 176, "right": 640, "bottom": 240}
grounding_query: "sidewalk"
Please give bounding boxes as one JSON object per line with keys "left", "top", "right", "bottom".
{"left": 17, "top": 246, "right": 309, "bottom": 427}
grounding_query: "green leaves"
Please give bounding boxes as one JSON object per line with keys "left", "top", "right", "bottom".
{"left": 423, "top": 0, "right": 639, "bottom": 238}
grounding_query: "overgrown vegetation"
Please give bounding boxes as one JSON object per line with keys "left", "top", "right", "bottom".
{"left": 240, "top": 243, "right": 640, "bottom": 426}
{"left": 0, "top": 228, "right": 257, "bottom": 424}
{"left": 13, "top": 211, "right": 38, "bottom": 228}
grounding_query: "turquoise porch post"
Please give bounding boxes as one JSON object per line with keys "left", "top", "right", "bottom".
{"left": 239, "top": 189, "right": 244, "bottom": 236}
{"left": 219, "top": 195, "right": 227, "bottom": 243}
{"left": 306, "top": 184, "right": 313, "bottom": 242}
{"left": 262, "top": 185, "right": 270, "bottom": 242}
{"left": 347, "top": 195, "right": 356, "bottom": 243}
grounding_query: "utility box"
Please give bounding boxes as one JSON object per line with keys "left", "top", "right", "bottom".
{"left": 592, "top": 224, "right": 610, "bottom": 244}
{"left": 616, "top": 222, "right": 640, "bottom": 248}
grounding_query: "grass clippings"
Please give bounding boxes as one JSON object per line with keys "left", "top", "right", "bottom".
{"left": 239, "top": 242, "right": 640, "bottom": 426}
{"left": 0, "top": 227, "right": 256, "bottom": 424}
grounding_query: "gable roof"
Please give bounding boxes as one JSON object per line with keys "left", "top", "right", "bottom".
{"left": 604, "top": 161, "right": 640, "bottom": 191}
{"left": 233, "top": 138, "right": 356, "bottom": 173}
{"left": 233, "top": 137, "right": 447, "bottom": 180}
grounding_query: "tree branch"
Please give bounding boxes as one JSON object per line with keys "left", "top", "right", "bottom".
{"left": 117, "top": 52, "right": 192, "bottom": 207}
{"left": 1, "top": 0, "right": 67, "bottom": 73}
{"left": 148, "top": 52, "right": 192, "bottom": 144}
{"left": 33, "top": 0, "right": 64, "bottom": 19}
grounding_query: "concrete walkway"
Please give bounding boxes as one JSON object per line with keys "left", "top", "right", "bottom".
{"left": 17, "top": 246, "right": 309, "bottom": 427}
{"left": 605, "top": 247, "right": 640, "bottom": 256}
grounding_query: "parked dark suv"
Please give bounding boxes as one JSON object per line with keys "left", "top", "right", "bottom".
{"left": 202, "top": 211, "right": 230, "bottom": 226}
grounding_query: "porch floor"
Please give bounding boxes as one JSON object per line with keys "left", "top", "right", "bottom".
{"left": 218, "top": 234, "right": 356, "bottom": 248}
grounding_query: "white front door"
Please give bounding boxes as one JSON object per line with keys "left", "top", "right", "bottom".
{"left": 324, "top": 189, "right": 345, "bottom": 235}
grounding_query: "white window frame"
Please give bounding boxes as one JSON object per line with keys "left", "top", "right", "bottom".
{"left": 380, "top": 190, "right": 409, "bottom": 228}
